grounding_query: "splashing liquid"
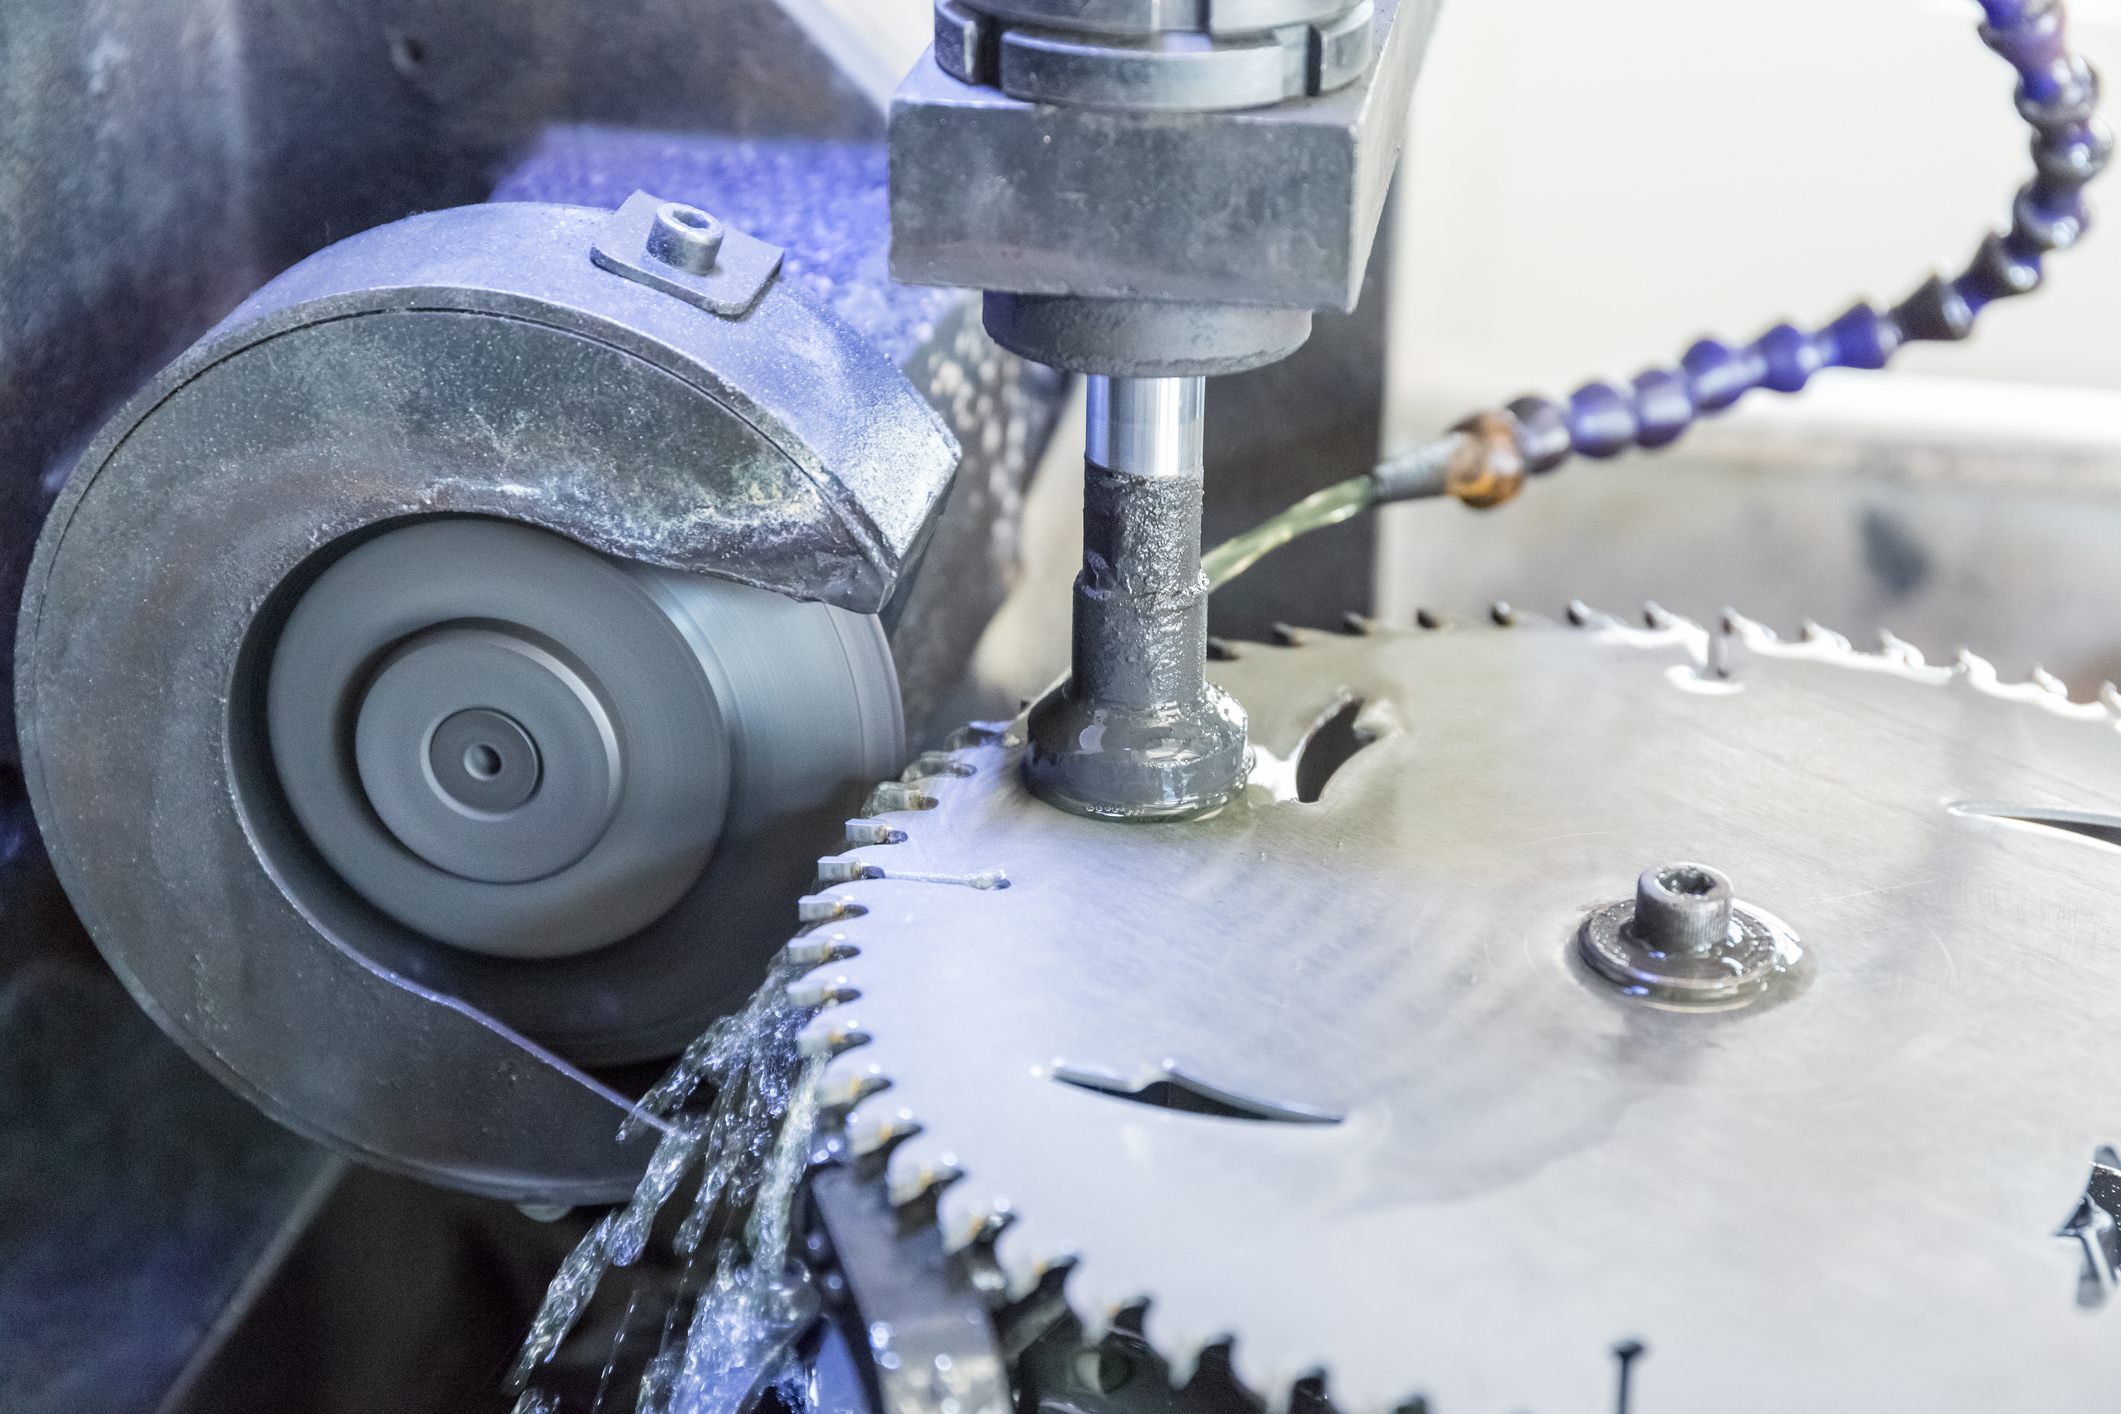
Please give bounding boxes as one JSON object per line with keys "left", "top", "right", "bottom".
{"left": 510, "top": 947, "right": 837, "bottom": 1411}
{"left": 1200, "top": 474, "right": 1375, "bottom": 590}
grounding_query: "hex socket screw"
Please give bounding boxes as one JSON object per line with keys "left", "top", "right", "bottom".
{"left": 1578, "top": 858, "right": 1800, "bottom": 1008}
{"left": 647, "top": 202, "right": 724, "bottom": 274}
{"left": 1631, "top": 862, "right": 1733, "bottom": 956}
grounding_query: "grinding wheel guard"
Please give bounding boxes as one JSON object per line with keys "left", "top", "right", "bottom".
{"left": 16, "top": 201, "right": 961, "bottom": 1204}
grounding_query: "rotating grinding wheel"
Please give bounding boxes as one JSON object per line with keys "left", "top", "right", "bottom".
{"left": 16, "top": 200, "right": 958, "bottom": 1203}
{"left": 263, "top": 517, "right": 903, "bottom": 966}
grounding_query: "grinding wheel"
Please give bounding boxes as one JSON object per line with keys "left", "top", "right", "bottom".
{"left": 263, "top": 517, "right": 901, "bottom": 963}
{"left": 15, "top": 200, "right": 958, "bottom": 1202}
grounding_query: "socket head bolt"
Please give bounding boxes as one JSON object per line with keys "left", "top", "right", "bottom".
{"left": 1633, "top": 862, "right": 1731, "bottom": 956}
{"left": 646, "top": 202, "right": 724, "bottom": 275}
{"left": 1578, "top": 861, "right": 1802, "bottom": 1008}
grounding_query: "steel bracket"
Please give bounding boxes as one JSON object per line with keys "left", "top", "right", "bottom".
{"left": 591, "top": 189, "right": 785, "bottom": 319}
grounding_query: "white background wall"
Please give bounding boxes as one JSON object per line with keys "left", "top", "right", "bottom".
{"left": 1390, "top": 0, "right": 2121, "bottom": 426}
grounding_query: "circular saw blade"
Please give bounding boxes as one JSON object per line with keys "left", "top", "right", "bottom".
{"left": 803, "top": 612, "right": 2121, "bottom": 1414}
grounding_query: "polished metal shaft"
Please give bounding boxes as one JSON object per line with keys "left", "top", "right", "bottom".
{"left": 1086, "top": 374, "right": 1204, "bottom": 478}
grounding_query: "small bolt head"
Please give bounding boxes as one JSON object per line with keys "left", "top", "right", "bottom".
{"left": 1578, "top": 860, "right": 1801, "bottom": 1008}
{"left": 1631, "top": 861, "right": 1734, "bottom": 957}
{"left": 646, "top": 201, "right": 724, "bottom": 275}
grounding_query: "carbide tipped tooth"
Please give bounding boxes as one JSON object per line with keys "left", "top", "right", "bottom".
{"left": 787, "top": 977, "right": 860, "bottom": 1009}
{"left": 1800, "top": 618, "right": 1842, "bottom": 646}
{"left": 944, "top": 720, "right": 1010, "bottom": 749}
{"left": 949, "top": 1206, "right": 1017, "bottom": 1268}
{"left": 889, "top": 1161, "right": 965, "bottom": 1211}
{"left": 816, "top": 858, "right": 880, "bottom": 884}
{"left": 800, "top": 1020, "right": 871, "bottom": 1058}
{"left": 1879, "top": 630, "right": 1927, "bottom": 667}
{"left": 865, "top": 782, "right": 938, "bottom": 815}
{"left": 783, "top": 936, "right": 857, "bottom": 968}
{"left": 848, "top": 1110, "right": 924, "bottom": 1153}
{"left": 797, "top": 893, "right": 866, "bottom": 923}
{"left": 845, "top": 819, "right": 904, "bottom": 846}
{"left": 903, "top": 751, "right": 976, "bottom": 781}
{"left": 819, "top": 1072, "right": 890, "bottom": 1114}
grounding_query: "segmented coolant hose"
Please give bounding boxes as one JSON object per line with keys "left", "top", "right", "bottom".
{"left": 1204, "top": 0, "right": 2110, "bottom": 592}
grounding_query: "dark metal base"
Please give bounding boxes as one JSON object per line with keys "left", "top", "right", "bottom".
{"left": 1022, "top": 681, "right": 1251, "bottom": 820}
{"left": 984, "top": 293, "right": 1312, "bottom": 377}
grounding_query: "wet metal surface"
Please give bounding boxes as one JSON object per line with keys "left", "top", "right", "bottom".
{"left": 799, "top": 619, "right": 2121, "bottom": 1413}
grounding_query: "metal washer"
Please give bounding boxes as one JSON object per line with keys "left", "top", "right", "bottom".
{"left": 1575, "top": 896, "right": 1802, "bottom": 1008}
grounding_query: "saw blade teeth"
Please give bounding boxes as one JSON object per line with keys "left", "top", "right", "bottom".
{"left": 816, "top": 726, "right": 1531, "bottom": 1414}
{"left": 1613, "top": 600, "right": 2121, "bottom": 732}
{"left": 782, "top": 934, "right": 858, "bottom": 968}
{"left": 946, "top": 1200, "right": 1015, "bottom": 1257}
{"left": 1572, "top": 599, "right": 1713, "bottom": 666}
{"left": 844, "top": 818, "right": 907, "bottom": 846}
{"left": 1686, "top": 606, "right": 1974, "bottom": 687}
{"left": 818, "top": 1067, "right": 890, "bottom": 1116}
{"left": 818, "top": 625, "right": 2121, "bottom": 1413}
{"left": 796, "top": 892, "right": 868, "bottom": 923}
{"left": 1961, "top": 649, "right": 2120, "bottom": 721}
{"left": 1799, "top": 617, "right": 1856, "bottom": 653}
{"left": 784, "top": 976, "right": 859, "bottom": 1009}
{"left": 1243, "top": 1361, "right": 1305, "bottom": 1414}
{"left": 798, "top": 1016, "right": 870, "bottom": 1058}
{"left": 932, "top": 1174, "right": 1020, "bottom": 1259}
{"left": 865, "top": 781, "right": 940, "bottom": 815}
{"left": 887, "top": 1159, "right": 965, "bottom": 1211}
{"left": 1150, "top": 1326, "right": 1211, "bottom": 1389}
{"left": 1725, "top": 607, "right": 1776, "bottom": 645}
{"left": 903, "top": 750, "right": 978, "bottom": 781}
{"left": 988, "top": 1213, "right": 1078, "bottom": 1304}
{"left": 815, "top": 857, "right": 882, "bottom": 885}
{"left": 942, "top": 720, "right": 1012, "bottom": 750}
{"left": 1271, "top": 622, "right": 1310, "bottom": 646}
{"left": 844, "top": 1110, "right": 920, "bottom": 1153}
{"left": 1878, "top": 628, "right": 1929, "bottom": 667}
